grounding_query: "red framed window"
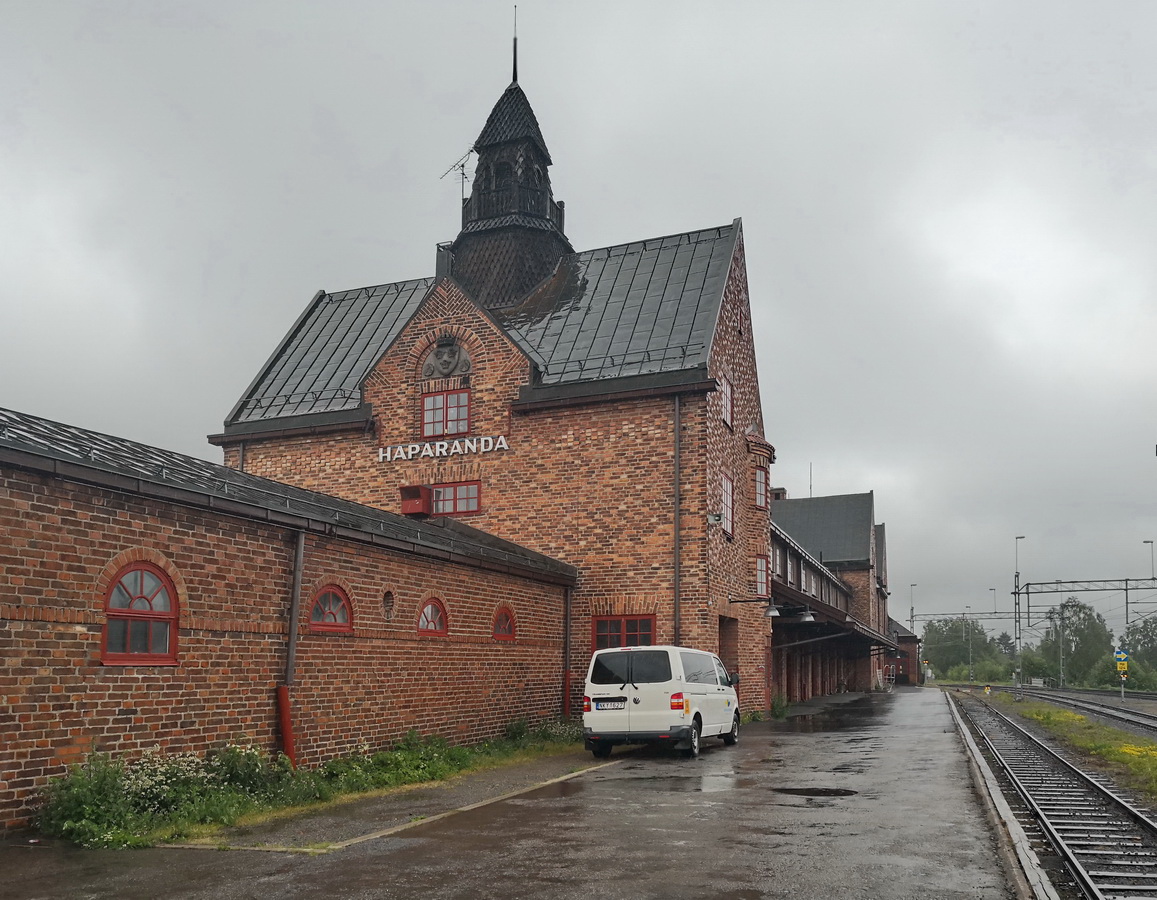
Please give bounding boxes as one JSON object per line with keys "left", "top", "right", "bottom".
{"left": 102, "top": 562, "right": 179, "bottom": 666}
{"left": 418, "top": 598, "right": 448, "bottom": 635}
{"left": 309, "top": 586, "right": 353, "bottom": 633}
{"left": 756, "top": 556, "right": 770, "bottom": 597}
{"left": 754, "top": 466, "right": 768, "bottom": 509}
{"left": 422, "top": 390, "right": 470, "bottom": 438}
{"left": 492, "top": 607, "right": 516, "bottom": 641}
{"left": 720, "top": 375, "right": 733, "bottom": 428}
{"left": 433, "top": 481, "right": 480, "bottom": 515}
{"left": 592, "top": 615, "right": 655, "bottom": 651}
{"left": 721, "top": 474, "right": 734, "bottom": 535}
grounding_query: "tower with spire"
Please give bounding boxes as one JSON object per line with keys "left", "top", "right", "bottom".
{"left": 448, "top": 65, "right": 571, "bottom": 308}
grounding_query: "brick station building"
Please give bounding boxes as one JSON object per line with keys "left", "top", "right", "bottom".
{"left": 0, "top": 69, "right": 902, "bottom": 829}
{"left": 210, "top": 76, "right": 780, "bottom": 711}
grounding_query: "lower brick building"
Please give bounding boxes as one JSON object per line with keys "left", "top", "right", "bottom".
{"left": 0, "top": 407, "right": 574, "bottom": 829}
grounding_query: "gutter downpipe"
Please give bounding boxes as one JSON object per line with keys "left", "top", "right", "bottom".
{"left": 673, "top": 394, "right": 682, "bottom": 646}
{"left": 562, "top": 585, "right": 573, "bottom": 719}
{"left": 278, "top": 530, "right": 305, "bottom": 766}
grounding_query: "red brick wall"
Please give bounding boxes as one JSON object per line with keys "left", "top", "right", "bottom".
{"left": 0, "top": 468, "right": 565, "bottom": 829}
{"left": 226, "top": 234, "right": 775, "bottom": 714}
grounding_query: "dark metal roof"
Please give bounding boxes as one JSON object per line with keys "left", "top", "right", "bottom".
{"left": 771, "top": 492, "right": 877, "bottom": 566}
{"left": 227, "top": 278, "right": 433, "bottom": 425}
{"left": 888, "top": 617, "right": 917, "bottom": 639}
{"left": 504, "top": 222, "right": 736, "bottom": 385}
{"left": 474, "top": 82, "right": 552, "bottom": 163}
{"left": 0, "top": 406, "right": 576, "bottom": 584}
{"left": 221, "top": 221, "right": 739, "bottom": 433}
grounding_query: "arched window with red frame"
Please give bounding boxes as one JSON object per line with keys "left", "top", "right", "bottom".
{"left": 418, "top": 598, "right": 448, "bottom": 635}
{"left": 309, "top": 586, "right": 354, "bottom": 634}
{"left": 102, "top": 562, "right": 179, "bottom": 665}
{"left": 492, "top": 606, "right": 516, "bottom": 641}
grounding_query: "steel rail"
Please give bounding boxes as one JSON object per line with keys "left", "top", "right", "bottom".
{"left": 956, "top": 695, "right": 1157, "bottom": 899}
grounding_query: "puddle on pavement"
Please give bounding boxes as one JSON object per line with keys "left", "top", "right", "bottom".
{"left": 772, "top": 787, "right": 858, "bottom": 797}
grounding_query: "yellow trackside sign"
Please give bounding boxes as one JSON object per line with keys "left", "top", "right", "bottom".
{"left": 1118, "top": 661, "right": 1129, "bottom": 671}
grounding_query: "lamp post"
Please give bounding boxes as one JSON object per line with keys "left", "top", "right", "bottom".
{"left": 990, "top": 587, "right": 997, "bottom": 612}
{"left": 1145, "top": 540, "right": 1154, "bottom": 580}
{"left": 1014, "top": 536, "right": 1026, "bottom": 687}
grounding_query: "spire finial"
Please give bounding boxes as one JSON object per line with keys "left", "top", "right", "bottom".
{"left": 512, "top": 6, "right": 518, "bottom": 83}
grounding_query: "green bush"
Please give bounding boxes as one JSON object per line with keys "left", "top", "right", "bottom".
{"left": 769, "top": 694, "right": 790, "bottom": 719}
{"left": 37, "top": 720, "right": 583, "bottom": 848}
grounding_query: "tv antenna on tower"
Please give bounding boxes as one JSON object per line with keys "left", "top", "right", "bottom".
{"left": 440, "top": 147, "right": 474, "bottom": 201}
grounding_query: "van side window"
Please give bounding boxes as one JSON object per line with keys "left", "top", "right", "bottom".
{"left": 680, "top": 652, "right": 718, "bottom": 685}
{"left": 713, "top": 658, "right": 730, "bottom": 685}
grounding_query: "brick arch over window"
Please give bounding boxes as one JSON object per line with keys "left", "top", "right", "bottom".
{"left": 309, "top": 584, "right": 354, "bottom": 634}
{"left": 492, "top": 605, "right": 516, "bottom": 641}
{"left": 417, "top": 597, "right": 448, "bottom": 635}
{"left": 101, "top": 560, "right": 181, "bottom": 666}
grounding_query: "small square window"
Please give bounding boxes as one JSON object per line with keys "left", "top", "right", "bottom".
{"left": 592, "top": 615, "right": 655, "bottom": 651}
{"left": 423, "top": 390, "right": 470, "bottom": 438}
{"left": 433, "top": 481, "right": 481, "bottom": 515}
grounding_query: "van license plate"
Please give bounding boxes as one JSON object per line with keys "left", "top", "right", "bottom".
{"left": 596, "top": 701, "right": 626, "bottom": 710}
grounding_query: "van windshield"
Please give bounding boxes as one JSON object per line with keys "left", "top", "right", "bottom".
{"left": 591, "top": 650, "right": 673, "bottom": 685}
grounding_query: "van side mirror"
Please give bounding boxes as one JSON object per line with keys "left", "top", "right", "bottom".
{"left": 729, "top": 673, "right": 740, "bottom": 686}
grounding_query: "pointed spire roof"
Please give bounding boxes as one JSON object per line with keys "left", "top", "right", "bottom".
{"left": 474, "top": 82, "right": 552, "bottom": 164}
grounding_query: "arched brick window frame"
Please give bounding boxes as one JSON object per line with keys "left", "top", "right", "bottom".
{"left": 492, "top": 605, "right": 516, "bottom": 641}
{"left": 417, "top": 598, "right": 448, "bottom": 636}
{"left": 101, "top": 560, "right": 180, "bottom": 666}
{"left": 309, "top": 585, "right": 354, "bottom": 634}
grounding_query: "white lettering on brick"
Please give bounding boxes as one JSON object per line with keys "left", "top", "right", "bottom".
{"left": 376, "top": 437, "right": 512, "bottom": 464}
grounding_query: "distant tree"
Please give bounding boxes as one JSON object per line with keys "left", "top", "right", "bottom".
{"left": 993, "top": 632, "right": 1015, "bottom": 658}
{"left": 1122, "top": 616, "right": 1157, "bottom": 670}
{"left": 922, "top": 617, "right": 995, "bottom": 677}
{"left": 1036, "top": 598, "right": 1114, "bottom": 687}
{"left": 1018, "top": 645, "right": 1053, "bottom": 684}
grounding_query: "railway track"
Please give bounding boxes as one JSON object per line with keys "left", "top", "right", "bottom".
{"left": 951, "top": 693, "right": 1157, "bottom": 899}
{"left": 1012, "top": 689, "right": 1157, "bottom": 737}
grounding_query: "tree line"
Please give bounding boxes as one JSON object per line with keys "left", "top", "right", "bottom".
{"left": 920, "top": 597, "right": 1157, "bottom": 689}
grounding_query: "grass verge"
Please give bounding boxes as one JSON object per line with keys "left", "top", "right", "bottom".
{"left": 990, "top": 693, "right": 1157, "bottom": 799}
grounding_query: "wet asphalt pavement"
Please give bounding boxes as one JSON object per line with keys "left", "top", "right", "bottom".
{"left": 3, "top": 687, "right": 1013, "bottom": 899}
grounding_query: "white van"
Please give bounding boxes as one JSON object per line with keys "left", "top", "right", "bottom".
{"left": 582, "top": 645, "right": 740, "bottom": 759}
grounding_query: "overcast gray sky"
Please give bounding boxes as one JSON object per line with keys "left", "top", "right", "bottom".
{"left": 3, "top": 1, "right": 1155, "bottom": 641}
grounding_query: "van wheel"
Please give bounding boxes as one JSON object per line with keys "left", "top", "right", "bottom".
{"left": 591, "top": 743, "right": 612, "bottom": 759}
{"left": 723, "top": 714, "right": 739, "bottom": 746}
{"left": 683, "top": 719, "right": 701, "bottom": 759}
